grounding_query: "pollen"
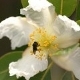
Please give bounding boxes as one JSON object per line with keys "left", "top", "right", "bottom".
{"left": 37, "top": 28, "right": 42, "bottom": 33}
{"left": 30, "top": 33, "right": 34, "bottom": 37}
{"left": 30, "top": 33, "right": 34, "bottom": 38}
{"left": 35, "top": 51, "right": 46, "bottom": 60}
{"left": 29, "top": 27, "right": 59, "bottom": 58}
{"left": 43, "top": 41, "right": 50, "bottom": 47}
{"left": 52, "top": 36, "right": 57, "bottom": 40}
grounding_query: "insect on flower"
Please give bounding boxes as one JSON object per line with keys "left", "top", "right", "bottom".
{"left": 0, "top": 0, "right": 80, "bottom": 80}
{"left": 32, "top": 41, "right": 40, "bottom": 54}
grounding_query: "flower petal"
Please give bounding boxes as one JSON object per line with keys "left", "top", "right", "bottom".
{"left": 51, "top": 45, "right": 80, "bottom": 80}
{"left": 53, "top": 15, "right": 80, "bottom": 48}
{"left": 53, "top": 15, "right": 80, "bottom": 33}
{"left": 51, "top": 45, "right": 78, "bottom": 71}
{"left": 0, "top": 17, "right": 36, "bottom": 49}
{"left": 9, "top": 47, "right": 48, "bottom": 80}
{"left": 20, "top": 0, "right": 56, "bottom": 28}
{"left": 28, "top": 0, "right": 52, "bottom": 11}
{"left": 68, "top": 47, "right": 80, "bottom": 80}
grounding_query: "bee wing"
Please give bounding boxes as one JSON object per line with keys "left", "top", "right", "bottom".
{"left": 0, "top": 17, "right": 35, "bottom": 49}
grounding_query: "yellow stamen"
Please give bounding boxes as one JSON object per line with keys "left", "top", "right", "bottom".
{"left": 35, "top": 53, "right": 45, "bottom": 60}
{"left": 30, "top": 37, "right": 34, "bottom": 41}
{"left": 43, "top": 41, "right": 49, "bottom": 47}
{"left": 37, "top": 28, "right": 42, "bottom": 33}
{"left": 30, "top": 33, "right": 34, "bottom": 37}
{"left": 52, "top": 36, "right": 57, "bottom": 40}
{"left": 29, "top": 27, "right": 59, "bottom": 59}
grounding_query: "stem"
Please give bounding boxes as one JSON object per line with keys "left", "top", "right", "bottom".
{"left": 60, "top": 0, "right": 63, "bottom": 15}
{"left": 75, "top": 0, "right": 79, "bottom": 20}
{"left": 60, "top": 71, "right": 75, "bottom": 80}
{"left": 60, "top": 71, "right": 67, "bottom": 80}
{"left": 0, "top": 69, "right": 8, "bottom": 74}
{"left": 71, "top": 72, "right": 75, "bottom": 80}
{"left": 41, "top": 62, "right": 53, "bottom": 80}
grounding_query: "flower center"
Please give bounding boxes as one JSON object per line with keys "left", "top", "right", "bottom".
{"left": 28, "top": 27, "right": 58, "bottom": 59}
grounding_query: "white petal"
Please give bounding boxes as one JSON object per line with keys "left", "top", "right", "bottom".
{"left": 67, "top": 47, "right": 80, "bottom": 80}
{"left": 54, "top": 32, "right": 80, "bottom": 48}
{"left": 0, "top": 17, "right": 36, "bottom": 49}
{"left": 53, "top": 15, "right": 80, "bottom": 48}
{"left": 9, "top": 47, "right": 48, "bottom": 80}
{"left": 20, "top": 2, "right": 56, "bottom": 28}
{"left": 52, "top": 45, "right": 80, "bottom": 80}
{"left": 53, "top": 15, "right": 80, "bottom": 33}
{"left": 28, "top": 0, "right": 52, "bottom": 11}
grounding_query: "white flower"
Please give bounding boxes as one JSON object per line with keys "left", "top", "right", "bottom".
{"left": 0, "top": 0, "right": 80, "bottom": 80}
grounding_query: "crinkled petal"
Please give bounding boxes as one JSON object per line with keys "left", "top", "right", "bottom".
{"left": 52, "top": 45, "right": 80, "bottom": 80}
{"left": 53, "top": 15, "right": 80, "bottom": 33}
{"left": 53, "top": 15, "right": 80, "bottom": 48}
{"left": 9, "top": 47, "right": 48, "bottom": 80}
{"left": 0, "top": 17, "right": 36, "bottom": 49}
{"left": 20, "top": 0, "right": 56, "bottom": 28}
{"left": 28, "top": 0, "right": 52, "bottom": 11}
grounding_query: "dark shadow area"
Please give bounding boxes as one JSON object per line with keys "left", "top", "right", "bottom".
{"left": 0, "top": 0, "right": 22, "bottom": 56}
{"left": 0, "top": 37, "right": 11, "bottom": 56}
{"left": 0, "top": 0, "right": 22, "bottom": 21}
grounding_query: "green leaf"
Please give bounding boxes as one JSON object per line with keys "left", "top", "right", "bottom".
{"left": 0, "top": 51, "right": 22, "bottom": 72}
{"left": 0, "top": 70, "right": 17, "bottom": 80}
{"left": 13, "top": 45, "right": 28, "bottom": 51}
{"left": 0, "top": 70, "right": 25, "bottom": 80}
{"left": 49, "top": 0, "right": 77, "bottom": 17}
{"left": 21, "top": 0, "right": 28, "bottom": 8}
{"left": 76, "top": 0, "right": 80, "bottom": 20}
{"left": 76, "top": 20, "right": 80, "bottom": 26}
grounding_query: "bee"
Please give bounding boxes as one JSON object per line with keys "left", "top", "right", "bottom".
{"left": 32, "top": 42, "right": 39, "bottom": 54}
